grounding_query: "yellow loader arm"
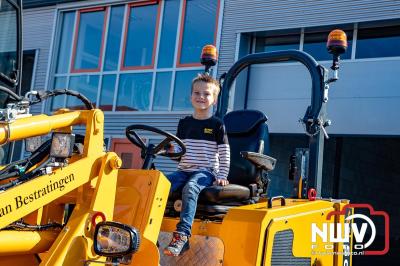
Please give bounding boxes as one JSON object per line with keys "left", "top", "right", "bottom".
{"left": 0, "top": 109, "right": 169, "bottom": 265}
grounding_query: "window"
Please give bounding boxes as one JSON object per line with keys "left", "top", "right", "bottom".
{"left": 99, "top": 74, "right": 116, "bottom": 111}
{"left": 51, "top": 0, "right": 220, "bottom": 112}
{"left": 157, "top": 0, "right": 180, "bottom": 68}
{"left": 255, "top": 34, "right": 300, "bottom": 53}
{"left": 356, "top": 25, "right": 400, "bottom": 59}
{"left": 71, "top": 8, "right": 108, "bottom": 72}
{"left": 303, "top": 30, "right": 352, "bottom": 60}
{"left": 178, "top": 0, "right": 220, "bottom": 65}
{"left": 116, "top": 73, "right": 152, "bottom": 111}
{"left": 68, "top": 75, "right": 99, "bottom": 109}
{"left": 121, "top": 2, "right": 160, "bottom": 69}
{"left": 51, "top": 77, "right": 67, "bottom": 110}
{"left": 104, "top": 6, "right": 124, "bottom": 71}
{"left": 254, "top": 29, "right": 352, "bottom": 60}
{"left": 56, "top": 12, "right": 75, "bottom": 74}
{"left": 153, "top": 72, "right": 172, "bottom": 111}
{"left": 253, "top": 22, "right": 400, "bottom": 62}
{"left": 173, "top": 70, "right": 199, "bottom": 110}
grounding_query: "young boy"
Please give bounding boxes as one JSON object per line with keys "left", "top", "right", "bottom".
{"left": 163, "top": 74, "right": 230, "bottom": 256}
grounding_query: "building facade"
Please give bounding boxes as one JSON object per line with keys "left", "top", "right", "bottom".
{"left": 217, "top": 1, "right": 400, "bottom": 264}
{"left": 21, "top": 0, "right": 224, "bottom": 172}
{"left": 20, "top": 0, "right": 400, "bottom": 263}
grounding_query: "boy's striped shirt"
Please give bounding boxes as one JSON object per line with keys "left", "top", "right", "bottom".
{"left": 176, "top": 115, "right": 230, "bottom": 180}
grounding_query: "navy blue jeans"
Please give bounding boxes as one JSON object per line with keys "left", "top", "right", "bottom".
{"left": 166, "top": 170, "right": 214, "bottom": 236}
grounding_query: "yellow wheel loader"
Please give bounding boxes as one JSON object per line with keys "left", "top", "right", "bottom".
{"left": 0, "top": 1, "right": 353, "bottom": 265}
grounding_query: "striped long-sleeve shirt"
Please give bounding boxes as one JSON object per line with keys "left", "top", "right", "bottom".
{"left": 176, "top": 115, "right": 230, "bottom": 180}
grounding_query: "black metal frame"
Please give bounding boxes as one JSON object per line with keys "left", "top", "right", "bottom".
{"left": 6, "top": 0, "right": 23, "bottom": 95}
{"left": 215, "top": 50, "right": 331, "bottom": 197}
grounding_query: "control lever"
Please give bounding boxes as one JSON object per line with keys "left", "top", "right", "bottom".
{"left": 320, "top": 124, "right": 329, "bottom": 139}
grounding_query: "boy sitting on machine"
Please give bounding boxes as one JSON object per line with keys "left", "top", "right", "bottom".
{"left": 163, "top": 74, "right": 230, "bottom": 256}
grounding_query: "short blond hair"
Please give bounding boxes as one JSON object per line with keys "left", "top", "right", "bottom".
{"left": 191, "top": 74, "right": 220, "bottom": 98}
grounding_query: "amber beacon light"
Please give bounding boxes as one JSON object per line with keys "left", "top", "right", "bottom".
{"left": 201, "top": 44, "right": 218, "bottom": 74}
{"left": 326, "top": 29, "right": 347, "bottom": 71}
{"left": 327, "top": 29, "right": 347, "bottom": 56}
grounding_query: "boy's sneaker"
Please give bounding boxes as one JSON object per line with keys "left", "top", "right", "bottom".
{"left": 163, "top": 232, "right": 190, "bottom": 256}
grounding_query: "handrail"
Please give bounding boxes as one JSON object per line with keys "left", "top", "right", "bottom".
{"left": 216, "top": 50, "right": 325, "bottom": 119}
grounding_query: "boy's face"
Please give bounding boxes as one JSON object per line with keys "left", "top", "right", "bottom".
{"left": 191, "top": 81, "right": 217, "bottom": 112}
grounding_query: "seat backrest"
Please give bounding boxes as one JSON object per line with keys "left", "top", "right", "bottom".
{"left": 223, "top": 110, "right": 270, "bottom": 186}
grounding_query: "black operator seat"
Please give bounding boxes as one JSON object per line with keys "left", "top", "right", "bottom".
{"left": 195, "top": 110, "right": 277, "bottom": 215}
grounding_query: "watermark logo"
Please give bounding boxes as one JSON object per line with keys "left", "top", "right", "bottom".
{"left": 311, "top": 204, "right": 389, "bottom": 256}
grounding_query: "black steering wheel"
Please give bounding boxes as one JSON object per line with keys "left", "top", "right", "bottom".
{"left": 125, "top": 124, "right": 186, "bottom": 160}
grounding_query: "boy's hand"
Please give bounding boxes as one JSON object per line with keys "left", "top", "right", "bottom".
{"left": 214, "top": 178, "right": 229, "bottom": 186}
{"left": 161, "top": 143, "right": 174, "bottom": 154}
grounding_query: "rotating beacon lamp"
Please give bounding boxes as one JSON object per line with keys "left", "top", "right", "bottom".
{"left": 326, "top": 29, "right": 348, "bottom": 81}
{"left": 200, "top": 44, "right": 218, "bottom": 75}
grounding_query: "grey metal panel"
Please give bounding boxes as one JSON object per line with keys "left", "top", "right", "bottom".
{"left": 271, "top": 229, "right": 310, "bottom": 266}
{"left": 23, "top": 0, "right": 84, "bottom": 9}
{"left": 247, "top": 59, "right": 400, "bottom": 135}
{"left": 23, "top": 5, "right": 56, "bottom": 114}
{"left": 23, "top": 6, "right": 55, "bottom": 90}
{"left": 218, "top": 0, "right": 400, "bottom": 74}
{"left": 102, "top": 112, "right": 189, "bottom": 135}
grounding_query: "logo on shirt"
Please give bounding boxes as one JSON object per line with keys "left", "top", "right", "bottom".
{"left": 204, "top": 128, "right": 213, "bottom": 134}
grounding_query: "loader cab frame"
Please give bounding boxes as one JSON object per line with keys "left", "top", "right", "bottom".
{"left": 0, "top": 0, "right": 22, "bottom": 164}
{"left": 0, "top": 0, "right": 22, "bottom": 96}
{"left": 215, "top": 50, "right": 330, "bottom": 197}
{"left": 202, "top": 32, "right": 347, "bottom": 199}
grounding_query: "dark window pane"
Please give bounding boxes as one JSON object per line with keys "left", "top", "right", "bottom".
{"left": 104, "top": 6, "right": 124, "bottom": 71}
{"left": 304, "top": 30, "right": 352, "bottom": 60}
{"left": 180, "top": 0, "right": 218, "bottom": 64}
{"left": 67, "top": 75, "right": 99, "bottom": 109}
{"left": 0, "top": 51, "right": 16, "bottom": 91}
{"left": 73, "top": 10, "right": 105, "bottom": 70}
{"left": 56, "top": 12, "right": 75, "bottom": 73}
{"left": 356, "top": 26, "right": 400, "bottom": 59}
{"left": 255, "top": 34, "right": 300, "bottom": 53}
{"left": 51, "top": 77, "right": 67, "bottom": 111}
{"left": 21, "top": 50, "right": 36, "bottom": 96}
{"left": 172, "top": 70, "right": 198, "bottom": 110}
{"left": 0, "top": 143, "right": 11, "bottom": 164}
{"left": 99, "top": 74, "right": 116, "bottom": 111}
{"left": 123, "top": 4, "right": 158, "bottom": 68}
{"left": 153, "top": 72, "right": 172, "bottom": 111}
{"left": 157, "top": 0, "right": 180, "bottom": 68}
{"left": 116, "top": 73, "right": 152, "bottom": 111}
{"left": 12, "top": 141, "right": 23, "bottom": 161}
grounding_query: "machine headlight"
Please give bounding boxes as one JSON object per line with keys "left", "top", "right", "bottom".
{"left": 50, "top": 133, "right": 75, "bottom": 158}
{"left": 25, "top": 136, "right": 43, "bottom": 152}
{"left": 94, "top": 221, "right": 140, "bottom": 257}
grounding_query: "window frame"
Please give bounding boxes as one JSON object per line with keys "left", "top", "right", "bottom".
{"left": 176, "top": 0, "right": 221, "bottom": 67}
{"left": 70, "top": 6, "right": 109, "bottom": 73}
{"left": 120, "top": 0, "right": 162, "bottom": 71}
